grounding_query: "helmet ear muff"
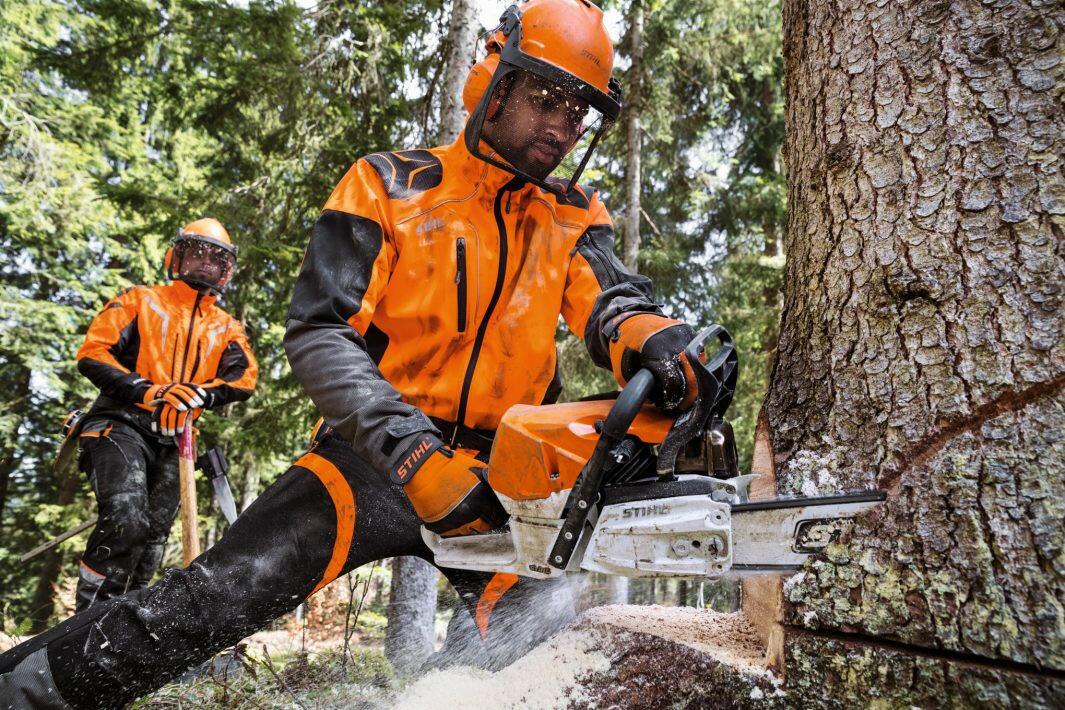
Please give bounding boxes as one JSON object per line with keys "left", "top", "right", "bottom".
{"left": 462, "top": 53, "right": 500, "bottom": 115}
{"left": 164, "top": 246, "right": 175, "bottom": 275}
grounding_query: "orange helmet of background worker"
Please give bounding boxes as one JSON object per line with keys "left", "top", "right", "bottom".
{"left": 164, "top": 217, "right": 238, "bottom": 294}
{"left": 462, "top": 0, "right": 622, "bottom": 194}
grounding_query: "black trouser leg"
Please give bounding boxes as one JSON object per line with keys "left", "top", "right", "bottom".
{"left": 129, "top": 446, "right": 179, "bottom": 590}
{"left": 76, "top": 421, "right": 154, "bottom": 612}
{"left": 0, "top": 436, "right": 424, "bottom": 709}
{"left": 1, "top": 434, "right": 573, "bottom": 708}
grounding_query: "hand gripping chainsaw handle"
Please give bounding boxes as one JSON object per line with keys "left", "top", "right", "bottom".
{"left": 548, "top": 325, "right": 738, "bottom": 570}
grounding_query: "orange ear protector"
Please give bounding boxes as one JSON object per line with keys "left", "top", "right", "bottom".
{"left": 462, "top": 53, "right": 501, "bottom": 116}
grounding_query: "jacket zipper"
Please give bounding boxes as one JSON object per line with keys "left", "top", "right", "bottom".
{"left": 455, "top": 237, "right": 467, "bottom": 333}
{"left": 179, "top": 293, "right": 202, "bottom": 382}
{"left": 453, "top": 178, "right": 522, "bottom": 438}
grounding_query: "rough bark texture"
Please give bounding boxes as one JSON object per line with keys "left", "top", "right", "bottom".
{"left": 716, "top": 0, "right": 1065, "bottom": 701}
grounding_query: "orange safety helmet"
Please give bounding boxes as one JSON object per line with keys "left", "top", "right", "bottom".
{"left": 165, "top": 218, "right": 238, "bottom": 294}
{"left": 463, "top": 0, "right": 622, "bottom": 195}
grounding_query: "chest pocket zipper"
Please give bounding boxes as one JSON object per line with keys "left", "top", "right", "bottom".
{"left": 456, "top": 237, "right": 468, "bottom": 333}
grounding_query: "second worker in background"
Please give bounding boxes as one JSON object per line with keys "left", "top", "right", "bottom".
{"left": 71, "top": 218, "right": 258, "bottom": 610}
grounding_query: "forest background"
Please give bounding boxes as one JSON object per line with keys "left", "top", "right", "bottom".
{"left": 0, "top": 0, "right": 783, "bottom": 639}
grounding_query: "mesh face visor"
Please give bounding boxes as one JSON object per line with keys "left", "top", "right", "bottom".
{"left": 173, "top": 236, "right": 236, "bottom": 293}
{"left": 465, "top": 19, "right": 621, "bottom": 195}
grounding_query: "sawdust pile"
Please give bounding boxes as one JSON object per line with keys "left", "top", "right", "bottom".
{"left": 396, "top": 605, "right": 766, "bottom": 709}
{"left": 583, "top": 604, "right": 766, "bottom": 674}
{"left": 395, "top": 627, "right": 611, "bottom": 709}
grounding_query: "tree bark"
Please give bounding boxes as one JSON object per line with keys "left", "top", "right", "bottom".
{"left": 385, "top": 555, "right": 438, "bottom": 675}
{"left": 438, "top": 0, "right": 478, "bottom": 143}
{"left": 622, "top": 0, "right": 645, "bottom": 271}
{"left": 0, "top": 365, "right": 32, "bottom": 531}
{"left": 736, "top": 0, "right": 1065, "bottom": 701}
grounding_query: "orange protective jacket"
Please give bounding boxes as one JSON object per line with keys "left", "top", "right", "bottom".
{"left": 77, "top": 280, "right": 258, "bottom": 417}
{"left": 285, "top": 136, "right": 666, "bottom": 472}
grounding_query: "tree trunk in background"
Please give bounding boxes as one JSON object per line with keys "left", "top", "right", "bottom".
{"left": 737, "top": 0, "right": 1064, "bottom": 704}
{"left": 28, "top": 467, "right": 82, "bottom": 632}
{"left": 438, "top": 0, "right": 478, "bottom": 143}
{"left": 385, "top": 0, "right": 480, "bottom": 675}
{"left": 622, "top": 0, "right": 645, "bottom": 271}
{"left": 385, "top": 555, "right": 438, "bottom": 675}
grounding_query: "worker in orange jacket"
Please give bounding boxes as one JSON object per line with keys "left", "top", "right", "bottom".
{"left": 71, "top": 218, "right": 258, "bottom": 610}
{"left": 0, "top": 2, "right": 697, "bottom": 706}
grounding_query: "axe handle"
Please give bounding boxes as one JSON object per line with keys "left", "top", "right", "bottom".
{"left": 178, "top": 426, "right": 201, "bottom": 566}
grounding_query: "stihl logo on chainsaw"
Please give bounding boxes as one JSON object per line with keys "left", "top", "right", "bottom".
{"left": 622, "top": 503, "right": 671, "bottom": 519}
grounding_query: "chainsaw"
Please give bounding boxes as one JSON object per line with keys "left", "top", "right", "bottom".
{"left": 423, "top": 325, "right": 883, "bottom": 580}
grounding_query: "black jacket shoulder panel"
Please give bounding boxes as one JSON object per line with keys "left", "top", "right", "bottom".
{"left": 364, "top": 150, "right": 443, "bottom": 200}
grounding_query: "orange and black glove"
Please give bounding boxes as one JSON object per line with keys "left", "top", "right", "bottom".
{"left": 391, "top": 433, "right": 508, "bottom": 537}
{"left": 151, "top": 403, "right": 202, "bottom": 436}
{"left": 609, "top": 314, "right": 698, "bottom": 413}
{"left": 143, "top": 383, "right": 207, "bottom": 411}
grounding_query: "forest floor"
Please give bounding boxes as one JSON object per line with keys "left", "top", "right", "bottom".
{"left": 131, "top": 605, "right": 771, "bottom": 709}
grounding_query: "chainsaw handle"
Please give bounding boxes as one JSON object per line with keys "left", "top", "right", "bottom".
{"left": 657, "top": 325, "right": 739, "bottom": 478}
{"left": 548, "top": 369, "right": 655, "bottom": 570}
{"left": 600, "top": 369, "right": 655, "bottom": 439}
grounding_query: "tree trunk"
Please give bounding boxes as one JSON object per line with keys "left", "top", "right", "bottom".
{"left": 385, "top": 555, "right": 438, "bottom": 675}
{"left": 737, "top": 0, "right": 1064, "bottom": 703}
{"left": 622, "top": 0, "right": 645, "bottom": 271}
{"left": 239, "top": 450, "right": 260, "bottom": 513}
{"left": 0, "top": 365, "right": 31, "bottom": 531}
{"left": 438, "top": 0, "right": 478, "bottom": 143}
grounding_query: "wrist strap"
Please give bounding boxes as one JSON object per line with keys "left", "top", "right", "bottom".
{"left": 390, "top": 433, "right": 446, "bottom": 485}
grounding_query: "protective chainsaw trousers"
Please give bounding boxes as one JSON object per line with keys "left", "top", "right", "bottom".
{"left": 75, "top": 417, "right": 180, "bottom": 612}
{"left": 0, "top": 433, "right": 576, "bottom": 710}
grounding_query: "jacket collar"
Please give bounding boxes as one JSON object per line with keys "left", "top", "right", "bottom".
{"left": 164, "top": 279, "right": 216, "bottom": 309}
{"left": 444, "top": 134, "right": 522, "bottom": 195}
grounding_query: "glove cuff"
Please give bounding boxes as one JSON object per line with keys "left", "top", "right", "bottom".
{"left": 607, "top": 313, "right": 682, "bottom": 384}
{"left": 390, "top": 433, "right": 447, "bottom": 485}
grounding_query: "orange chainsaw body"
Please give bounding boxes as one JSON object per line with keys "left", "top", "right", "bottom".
{"left": 487, "top": 400, "right": 672, "bottom": 503}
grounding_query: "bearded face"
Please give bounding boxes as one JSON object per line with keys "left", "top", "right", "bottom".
{"left": 481, "top": 71, "right": 591, "bottom": 180}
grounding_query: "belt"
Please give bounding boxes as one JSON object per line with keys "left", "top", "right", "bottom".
{"left": 430, "top": 416, "right": 496, "bottom": 455}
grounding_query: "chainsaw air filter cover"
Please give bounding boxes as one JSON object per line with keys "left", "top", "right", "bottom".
{"left": 487, "top": 400, "right": 671, "bottom": 519}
